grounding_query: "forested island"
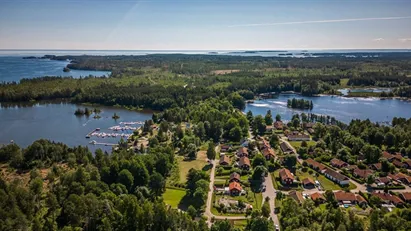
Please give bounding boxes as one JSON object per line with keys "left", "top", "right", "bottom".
{"left": 287, "top": 98, "right": 313, "bottom": 110}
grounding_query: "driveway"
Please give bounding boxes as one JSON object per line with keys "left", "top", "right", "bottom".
{"left": 262, "top": 173, "right": 281, "bottom": 229}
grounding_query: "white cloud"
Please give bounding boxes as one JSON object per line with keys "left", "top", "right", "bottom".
{"left": 399, "top": 38, "right": 411, "bottom": 42}
{"left": 228, "top": 16, "right": 411, "bottom": 28}
{"left": 373, "top": 38, "right": 384, "bottom": 41}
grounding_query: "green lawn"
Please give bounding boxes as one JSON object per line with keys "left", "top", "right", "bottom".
{"left": 317, "top": 175, "right": 342, "bottom": 190}
{"left": 340, "top": 78, "right": 349, "bottom": 87}
{"left": 233, "top": 220, "right": 248, "bottom": 229}
{"left": 289, "top": 141, "right": 316, "bottom": 149}
{"left": 174, "top": 151, "right": 209, "bottom": 183}
{"left": 163, "top": 188, "right": 186, "bottom": 208}
{"left": 212, "top": 192, "right": 263, "bottom": 216}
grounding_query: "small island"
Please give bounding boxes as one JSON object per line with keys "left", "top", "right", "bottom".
{"left": 63, "top": 67, "right": 71, "bottom": 72}
{"left": 112, "top": 112, "right": 120, "bottom": 119}
{"left": 74, "top": 107, "right": 100, "bottom": 116}
{"left": 287, "top": 98, "right": 314, "bottom": 110}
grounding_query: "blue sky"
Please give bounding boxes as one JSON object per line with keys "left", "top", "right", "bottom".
{"left": 0, "top": 0, "right": 411, "bottom": 50}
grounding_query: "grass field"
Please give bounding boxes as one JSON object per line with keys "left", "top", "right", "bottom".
{"left": 162, "top": 188, "right": 186, "bottom": 208}
{"left": 340, "top": 78, "right": 349, "bottom": 87}
{"left": 174, "top": 151, "right": 209, "bottom": 183}
{"left": 289, "top": 141, "right": 316, "bottom": 149}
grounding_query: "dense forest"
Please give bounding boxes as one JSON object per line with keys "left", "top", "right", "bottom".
{"left": 1, "top": 53, "right": 411, "bottom": 109}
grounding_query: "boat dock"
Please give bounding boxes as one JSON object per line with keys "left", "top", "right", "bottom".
{"left": 86, "top": 128, "right": 100, "bottom": 138}
{"left": 89, "top": 140, "right": 118, "bottom": 146}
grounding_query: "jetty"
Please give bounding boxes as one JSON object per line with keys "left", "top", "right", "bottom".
{"left": 89, "top": 140, "right": 118, "bottom": 146}
{"left": 86, "top": 128, "right": 99, "bottom": 138}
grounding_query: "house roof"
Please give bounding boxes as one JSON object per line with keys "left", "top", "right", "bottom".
{"left": 237, "top": 147, "right": 248, "bottom": 155}
{"left": 229, "top": 182, "right": 242, "bottom": 192}
{"left": 324, "top": 168, "right": 349, "bottom": 181}
{"left": 400, "top": 192, "right": 411, "bottom": 201}
{"left": 219, "top": 155, "right": 230, "bottom": 165}
{"left": 376, "top": 177, "right": 391, "bottom": 184}
{"left": 266, "top": 125, "right": 273, "bottom": 130}
{"left": 306, "top": 158, "right": 327, "bottom": 171}
{"left": 404, "top": 159, "right": 411, "bottom": 167}
{"left": 347, "top": 165, "right": 358, "bottom": 171}
{"left": 262, "top": 148, "right": 276, "bottom": 158}
{"left": 330, "top": 158, "right": 348, "bottom": 167}
{"left": 392, "top": 159, "right": 405, "bottom": 168}
{"left": 289, "top": 190, "right": 304, "bottom": 204}
{"left": 302, "top": 177, "right": 315, "bottom": 186}
{"left": 372, "top": 192, "right": 403, "bottom": 205}
{"left": 370, "top": 163, "right": 382, "bottom": 170}
{"left": 353, "top": 168, "right": 374, "bottom": 179}
{"left": 356, "top": 195, "right": 367, "bottom": 204}
{"left": 311, "top": 192, "right": 325, "bottom": 201}
{"left": 239, "top": 157, "right": 251, "bottom": 167}
{"left": 392, "top": 154, "right": 403, "bottom": 161}
{"left": 334, "top": 191, "right": 357, "bottom": 202}
{"left": 279, "top": 168, "right": 294, "bottom": 181}
{"left": 230, "top": 172, "right": 240, "bottom": 181}
{"left": 382, "top": 151, "right": 392, "bottom": 159}
{"left": 303, "top": 122, "right": 315, "bottom": 128}
{"left": 389, "top": 172, "right": 411, "bottom": 183}
{"left": 280, "top": 142, "right": 293, "bottom": 153}
{"left": 274, "top": 121, "right": 283, "bottom": 129}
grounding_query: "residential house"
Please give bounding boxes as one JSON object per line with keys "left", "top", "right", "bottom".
{"left": 375, "top": 177, "right": 392, "bottom": 186}
{"left": 219, "top": 155, "right": 230, "bottom": 166}
{"left": 371, "top": 192, "right": 404, "bottom": 206}
{"left": 239, "top": 157, "right": 251, "bottom": 170}
{"left": 220, "top": 144, "right": 231, "bottom": 152}
{"left": 229, "top": 172, "right": 241, "bottom": 183}
{"left": 307, "top": 128, "right": 315, "bottom": 134}
{"left": 280, "top": 142, "right": 294, "bottom": 154}
{"left": 324, "top": 168, "right": 350, "bottom": 185}
{"left": 259, "top": 139, "right": 270, "bottom": 150}
{"left": 274, "top": 121, "right": 283, "bottom": 130}
{"left": 370, "top": 163, "right": 382, "bottom": 171}
{"left": 330, "top": 158, "right": 349, "bottom": 169}
{"left": 347, "top": 165, "right": 358, "bottom": 172}
{"left": 399, "top": 192, "right": 411, "bottom": 203}
{"left": 306, "top": 158, "right": 327, "bottom": 173}
{"left": 262, "top": 148, "right": 276, "bottom": 160}
{"left": 356, "top": 195, "right": 368, "bottom": 207}
{"left": 403, "top": 159, "right": 411, "bottom": 169}
{"left": 389, "top": 172, "right": 411, "bottom": 185}
{"left": 392, "top": 159, "right": 406, "bottom": 168}
{"left": 333, "top": 191, "right": 357, "bottom": 205}
{"left": 279, "top": 168, "right": 294, "bottom": 185}
{"left": 353, "top": 168, "right": 374, "bottom": 179}
{"left": 303, "top": 122, "right": 315, "bottom": 129}
{"left": 310, "top": 192, "right": 326, "bottom": 204}
{"left": 289, "top": 190, "right": 305, "bottom": 204}
{"left": 237, "top": 147, "right": 249, "bottom": 157}
{"left": 392, "top": 153, "right": 403, "bottom": 161}
{"left": 229, "top": 182, "right": 243, "bottom": 196}
{"left": 287, "top": 134, "right": 310, "bottom": 141}
{"left": 266, "top": 125, "right": 274, "bottom": 133}
{"left": 302, "top": 177, "right": 315, "bottom": 188}
{"left": 382, "top": 151, "right": 403, "bottom": 162}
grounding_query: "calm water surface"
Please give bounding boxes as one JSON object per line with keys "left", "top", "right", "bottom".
{"left": 244, "top": 94, "right": 411, "bottom": 124}
{"left": 0, "top": 56, "right": 111, "bottom": 82}
{"left": 0, "top": 103, "right": 152, "bottom": 152}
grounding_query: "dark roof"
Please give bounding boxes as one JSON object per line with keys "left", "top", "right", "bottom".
{"left": 230, "top": 172, "right": 240, "bottom": 181}
{"left": 219, "top": 155, "right": 230, "bottom": 165}
{"left": 392, "top": 159, "right": 405, "bottom": 168}
{"left": 279, "top": 168, "right": 294, "bottom": 181}
{"left": 280, "top": 142, "right": 293, "bottom": 153}
{"left": 324, "top": 168, "right": 349, "bottom": 181}
{"left": 376, "top": 177, "right": 391, "bottom": 184}
{"left": 370, "top": 163, "right": 382, "bottom": 170}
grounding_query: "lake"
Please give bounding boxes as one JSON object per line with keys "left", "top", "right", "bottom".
{"left": 0, "top": 56, "right": 111, "bottom": 82}
{"left": 0, "top": 103, "right": 152, "bottom": 152}
{"left": 244, "top": 94, "right": 411, "bottom": 124}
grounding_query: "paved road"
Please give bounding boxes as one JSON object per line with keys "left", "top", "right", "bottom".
{"left": 262, "top": 174, "right": 280, "bottom": 229}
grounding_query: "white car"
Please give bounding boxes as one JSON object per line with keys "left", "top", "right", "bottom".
{"left": 275, "top": 224, "right": 280, "bottom": 231}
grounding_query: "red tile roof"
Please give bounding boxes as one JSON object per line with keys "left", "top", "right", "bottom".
{"left": 356, "top": 195, "right": 367, "bottom": 204}
{"left": 392, "top": 159, "right": 405, "bottom": 168}
{"left": 219, "top": 155, "right": 230, "bottom": 165}
{"left": 400, "top": 192, "right": 411, "bottom": 201}
{"left": 306, "top": 158, "right": 327, "bottom": 171}
{"left": 330, "top": 158, "right": 348, "bottom": 168}
{"left": 334, "top": 191, "right": 357, "bottom": 202}
{"left": 289, "top": 190, "right": 304, "bottom": 204}
{"left": 279, "top": 168, "right": 294, "bottom": 181}
{"left": 353, "top": 168, "right": 374, "bottom": 179}
{"left": 370, "top": 163, "right": 382, "bottom": 171}
{"left": 229, "top": 182, "right": 242, "bottom": 192}
{"left": 262, "top": 148, "right": 276, "bottom": 158}
{"left": 372, "top": 192, "right": 403, "bottom": 205}
{"left": 311, "top": 192, "right": 325, "bottom": 201}
{"left": 237, "top": 147, "right": 249, "bottom": 156}
{"left": 239, "top": 157, "right": 251, "bottom": 167}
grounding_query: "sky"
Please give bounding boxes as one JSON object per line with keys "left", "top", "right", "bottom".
{"left": 0, "top": 0, "right": 411, "bottom": 50}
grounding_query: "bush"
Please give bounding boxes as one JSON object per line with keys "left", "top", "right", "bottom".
{"left": 302, "top": 167, "right": 308, "bottom": 172}
{"left": 308, "top": 169, "right": 313, "bottom": 175}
